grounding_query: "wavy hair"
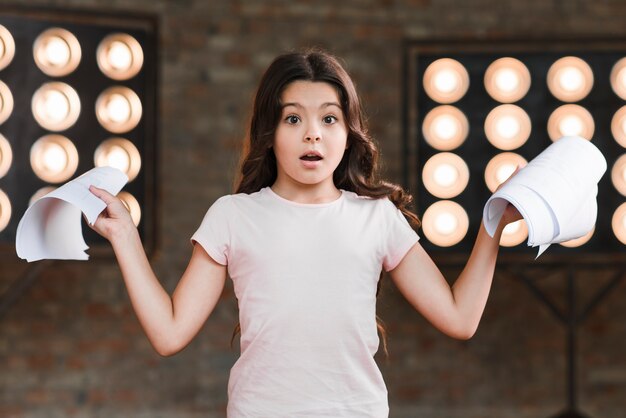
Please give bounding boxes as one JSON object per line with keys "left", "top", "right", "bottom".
{"left": 232, "top": 48, "right": 420, "bottom": 355}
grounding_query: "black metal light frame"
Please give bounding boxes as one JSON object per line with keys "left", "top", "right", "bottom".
{"left": 403, "top": 38, "right": 626, "bottom": 266}
{"left": 0, "top": 5, "right": 159, "bottom": 259}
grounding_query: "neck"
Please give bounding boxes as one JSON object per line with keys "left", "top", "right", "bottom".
{"left": 270, "top": 181, "right": 341, "bottom": 204}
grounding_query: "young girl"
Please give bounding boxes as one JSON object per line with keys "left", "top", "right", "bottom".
{"left": 89, "top": 49, "right": 521, "bottom": 417}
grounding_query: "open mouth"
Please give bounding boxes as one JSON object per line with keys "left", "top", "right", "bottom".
{"left": 300, "top": 153, "right": 323, "bottom": 161}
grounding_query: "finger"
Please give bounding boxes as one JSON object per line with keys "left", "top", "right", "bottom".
{"left": 89, "top": 185, "right": 118, "bottom": 205}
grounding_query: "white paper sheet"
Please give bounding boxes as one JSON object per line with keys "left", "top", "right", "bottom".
{"left": 15, "top": 167, "right": 128, "bottom": 262}
{"left": 483, "top": 136, "right": 607, "bottom": 257}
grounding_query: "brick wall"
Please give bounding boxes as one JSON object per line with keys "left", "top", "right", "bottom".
{"left": 1, "top": 0, "right": 626, "bottom": 417}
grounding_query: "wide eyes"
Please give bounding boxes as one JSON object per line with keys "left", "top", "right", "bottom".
{"left": 284, "top": 114, "right": 338, "bottom": 124}
{"left": 286, "top": 115, "right": 300, "bottom": 124}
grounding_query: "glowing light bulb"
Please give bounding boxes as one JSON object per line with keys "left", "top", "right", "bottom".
{"left": 495, "top": 69, "right": 519, "bottom": 92}
{"left": 434, "top": 69, "right": 457, "bottom": 93}
{"left": 503, "top": 221, "right": 521, "bottom": 235}
{"left": 433, "top": 115, "right": 457, "bottom": 140}
{"left": 435, "top": 212, "right": 457, "bottom": 235}
{"left": 559, "top": 115, "right": 583, "bottom": 136}
{"left": 44, "top": 36, "right": 70, "bottom": 66}
{"left": 42, "top": 143, "right": 67, "bottom": 172}
{"left": 496, "top": 116, "right": 520, "bottom": 139}
{"left": 496, "top": 164, "right": 516, "bottom": 184}
{"left": 44, "top": 90, "right": 70, "bottom": 122}
{"left": 559, "top": 67, "right": 584, "bottom": 92}
{"left": 433, "top": 163, "right": 457, "bottom": 187}
{"left": 106, "top": 145, "right": 130, "bottom": 172}
{"left": 108, "top": 41, "right": 133, "bottom": 70}
{"left": 107, "top": 94, "right": 131, "bottom": 123}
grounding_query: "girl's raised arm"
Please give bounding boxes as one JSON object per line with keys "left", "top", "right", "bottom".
{"left": 390, "top": 207, "right": 519, "bottom": 340}
{"left": 89, "top": 186, "right": 227, "bottom": 356}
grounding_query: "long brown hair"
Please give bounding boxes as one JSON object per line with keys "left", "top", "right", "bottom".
{"left": 232, "top": 48, "right": 420, "bottom": 355}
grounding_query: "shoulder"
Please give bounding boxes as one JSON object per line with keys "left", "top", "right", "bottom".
{"left": 342, "top": 190, "right": 396, "bottom": 211}
{"left": 211, "top": 189, "right": 265, "bottom": 207}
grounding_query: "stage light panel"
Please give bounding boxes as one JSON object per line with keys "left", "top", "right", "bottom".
{"left": 0, "top": 79, "right": 13, "bottom": 125}
{"left": 423, "top": 58, "right": 469, "bottom": 104}
{"left": 0, "top": 133, "right": 12, "bottom": 179}
{"left": 0, "top": 8, "right": 158, "bottom": 255}
{"left": 547, "top": 56, "right": 594, "bottom": 102}
{"left": 547, "top": 104, "right": 594, "bottom": 141}
{"left": 422, "top": 152, "right": 469, "bottom": 199}
{"left": 406, "top": 40, "right": 626, "bottom": 258}
{"left": 0, "top": 24, "right": 15, "bottom": 70}
{"left": 31, "top": 82, "right": 81, "bottom": 132}
{"left": 33, "top": 27, "right": 81, "bottom": 77}
{"left": 484, "top": 104, "right": 531, "bottom": 150}
{"left": 422, "top": 105, "right": 468, "bottom": 151}
{"left": 97, "top": 33, "right": 144, "bottom": 80}
{"left": 96, "top": 86, "right": 142, "bottom": 134}
{"left": 94, "top": 138, "right": 141, "bottom": 182}
{"left": 484, "top": 57, "right": 531, "bottom": 103}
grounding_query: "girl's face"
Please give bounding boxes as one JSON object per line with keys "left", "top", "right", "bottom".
{"left": 272, "top": 80, "right": 348, "bottom": 194}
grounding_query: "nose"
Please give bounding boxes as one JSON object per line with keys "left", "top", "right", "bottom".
{"left": 304, "top": 123, "right": 321, "bottom": 142}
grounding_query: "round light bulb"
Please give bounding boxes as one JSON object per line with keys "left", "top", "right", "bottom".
{"left": 559, "top": 115, "right": 584, "bottom": 137}
{"left": 44, "top": 36, "right": 70, "bottom": 66}
{"left": 547, "top": 57, "right": 593, "bottom": 102}
{"left": 433, "top": 115, "right": 457, "bottom": 140}
{"left": 496, "top": 116, "right": 521, "bottom": 139}
{"left": 496, "top": 164, "right": 517, "bottom": 185}
{"left": 423, "top": 58, "right": 469, "bottom": 104}
{"left": 44, "top": 90, "right": 70, "bottom": 122}
{"left": 495, "top": 69, "right": 520, "bottom": 92}
{"left": 433, "top": 163, "right": 458, "bottom": 187}
{"left": 106, "top": 94, "right": 131, "bottom": 123}
{"left": 108, "top": 41, "right": 133, "bottom": 70}
{"left": 434, "top": 69, "right": 458, "bottom": 93}
{"left": 422, "top": 200, "right": 469, "bottom": 247}
{"left": 559, "top": 67, "right": 584, "bottom": 92}
{"left": 435, "top": 212, "right": 458, "bottom": 235}
{"left": 43, "top": 143, "right": 67, "bottom": 173}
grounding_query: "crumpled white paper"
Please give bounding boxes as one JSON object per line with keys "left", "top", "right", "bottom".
{"left": 16, "top": 166, "right": 128, "bottom": 262}
{"left": 483, "top": 136, "right": 607, "bottom": 258}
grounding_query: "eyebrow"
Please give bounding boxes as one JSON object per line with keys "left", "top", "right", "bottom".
{"left": 281, "top": 102, "right": 342, "bottom": 110}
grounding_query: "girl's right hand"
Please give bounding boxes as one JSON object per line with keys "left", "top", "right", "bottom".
{"left": 88, "top": 185, "right": 136, "bottom": 243}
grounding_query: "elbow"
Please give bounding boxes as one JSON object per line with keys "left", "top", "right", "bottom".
{"left": 151, "top": 337, "right": 185, "bottom": 357}
{"left": 451, "top": 328, "right": 476, "bottom": 341}
{"left": 445, "top": 322, "right": 478, "bottom": 341}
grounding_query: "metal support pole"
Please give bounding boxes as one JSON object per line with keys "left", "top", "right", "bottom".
{"left": 509, "top": 266, "right": 625, "bottom": 418}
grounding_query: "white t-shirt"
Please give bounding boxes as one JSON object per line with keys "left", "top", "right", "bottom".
{"left": 192, "top": 187, "right": 419, "bottom": 418}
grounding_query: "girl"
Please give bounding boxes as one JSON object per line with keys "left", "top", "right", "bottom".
{"left": 89, "top": 49, "right": 521, "bottom": 417}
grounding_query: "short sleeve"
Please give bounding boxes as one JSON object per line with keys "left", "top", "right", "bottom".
{"left": 381, "top": 199, "right": 420, "bottom": 272}
{"left": 190, "top": 195, "right": 232, "bottom": 265}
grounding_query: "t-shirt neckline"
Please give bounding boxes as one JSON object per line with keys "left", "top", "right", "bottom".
{"left": 264, "top": 187, "right": 345, "bottom": 208}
